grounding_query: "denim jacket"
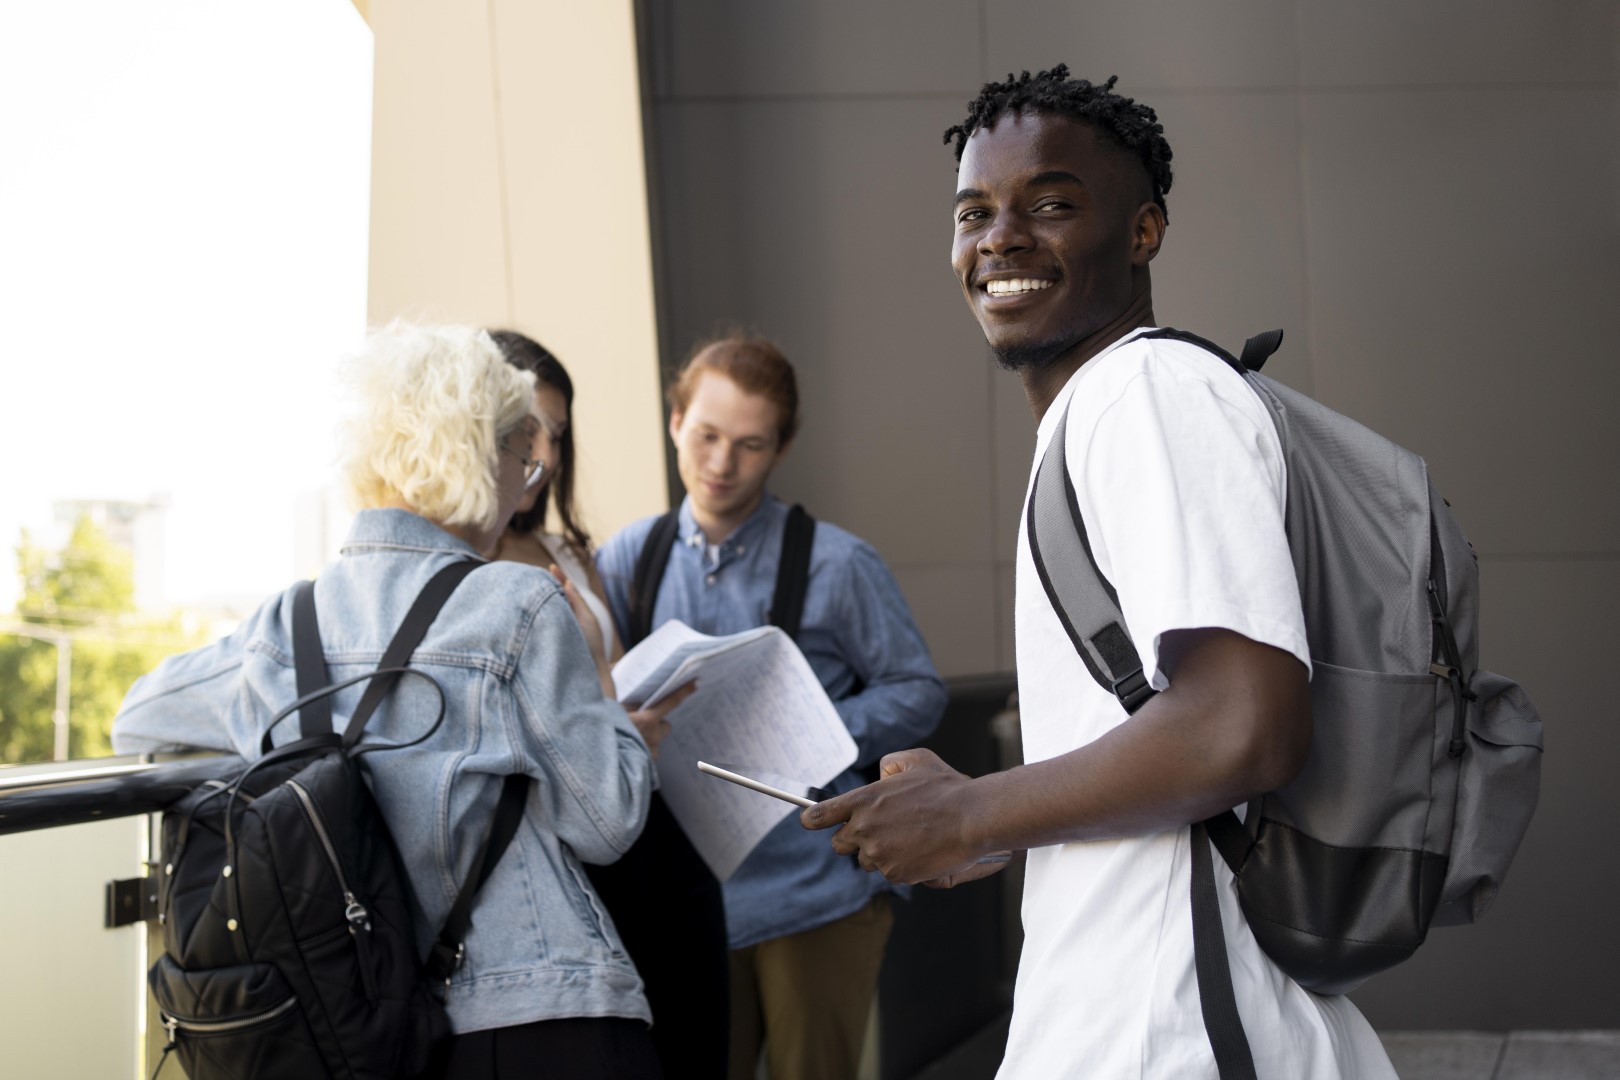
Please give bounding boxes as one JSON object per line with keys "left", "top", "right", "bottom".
{"left": 112, "top": 509, "right": 655, "bottom": 1033}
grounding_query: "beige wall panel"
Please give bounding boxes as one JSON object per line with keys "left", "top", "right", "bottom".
{"left": 368, "top": 2, "right": 508, "bottom": 328}
{"left": 368, "top": 1, "right": 667, "bottom": 539}
{"left": 488, "top": 0, "right": 668, "bottom": 538}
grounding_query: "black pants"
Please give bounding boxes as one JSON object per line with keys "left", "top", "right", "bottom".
{"left": 587, "top": 793, "right": 730, "bottom": 1078}
{"left": 422, "top": 1016, "right": 662, "bottom": 1079}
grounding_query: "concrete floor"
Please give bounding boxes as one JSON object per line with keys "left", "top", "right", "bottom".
{"left": 911, "top": 1016, "right": 1620, "bottom": 1079}
{"left": 1380, "top": 1031, "right": 1620, "bottom": 1080}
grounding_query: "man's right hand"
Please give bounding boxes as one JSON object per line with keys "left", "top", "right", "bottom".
{"left": 800, "top": 748, "right": 997, "bottom": 886}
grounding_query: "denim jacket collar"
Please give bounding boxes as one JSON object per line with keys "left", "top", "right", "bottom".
{"left": 339, "top": 508, "right": 490, "bottom": 561}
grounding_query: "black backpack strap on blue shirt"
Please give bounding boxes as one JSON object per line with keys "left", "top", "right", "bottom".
{"left": 1026, "top": 329, "right": 1286, "bottom": 1080}
{"left": 628, "top": 510, "right": 681, "bottom": 648}
{"left": 768, "top": 505, "right": 816, "bottom": 641}
{"left": 629, "top": 504, "right": 817, "bottom": 646}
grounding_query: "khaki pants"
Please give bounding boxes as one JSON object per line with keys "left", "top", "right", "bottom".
{"left": 728, "top": 895, "right": 894, "bottom": 1080}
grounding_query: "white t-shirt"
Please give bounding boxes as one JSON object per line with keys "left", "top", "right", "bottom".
{"left": 999, "top": 330, "right": 1395, "bottom": 1079}
{"left": 537, "top": 532, "right": 619, "bottom": 660}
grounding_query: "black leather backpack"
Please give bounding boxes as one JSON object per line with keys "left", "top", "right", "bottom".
{"left": 149, "top": 561, "right": 529, "bottom": 1079}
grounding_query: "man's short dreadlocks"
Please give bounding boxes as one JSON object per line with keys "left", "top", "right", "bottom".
{"left": 944, "top": 65, "right": 1173, "bottom": 219}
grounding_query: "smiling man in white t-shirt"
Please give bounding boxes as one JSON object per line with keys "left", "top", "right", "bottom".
{"left": 803, "top": 66, "right": 1397, "bottom": 1078}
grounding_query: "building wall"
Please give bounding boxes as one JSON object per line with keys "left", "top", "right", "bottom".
{"left": 367, "top": 0, "right": 669, "bottom": 541}
{"left": 640, "top": 0, "right": 1620, "bottom": 1030}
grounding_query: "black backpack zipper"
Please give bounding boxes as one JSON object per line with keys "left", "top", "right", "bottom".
{"left": 286, "top": 779, "right": 380, "bottom": 1005}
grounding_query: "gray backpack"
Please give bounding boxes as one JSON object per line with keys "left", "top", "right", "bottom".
{"left": 1028, "top": 327, "right": 1543, "bottom": 1079}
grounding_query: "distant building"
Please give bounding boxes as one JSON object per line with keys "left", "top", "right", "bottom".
{"left": 294, "top": 485, "right": 352, "bottom": 582}
{"left": 50, "top": 495, "right": 170, "bottom": 612}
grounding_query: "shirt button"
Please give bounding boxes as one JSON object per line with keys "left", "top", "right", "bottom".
{"left": 737, "top": 545, "right": 746, "bottom": 555}
{"left": 705, "top": 574, "right": 717, "bottom": 586}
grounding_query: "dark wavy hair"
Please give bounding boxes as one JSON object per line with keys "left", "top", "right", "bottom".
{"left": 487, "top": 330, "right": 591, "bottom": 553}
{"left": 944, "top": 65, "right": 1173, "bottom": 219}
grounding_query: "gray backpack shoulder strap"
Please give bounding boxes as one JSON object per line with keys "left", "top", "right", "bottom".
{"left": 1026, "top": 327, "right": 1278, "bottom": 717}
{"left": 1026, "top": 402, "right": 1156, "bottom": 716}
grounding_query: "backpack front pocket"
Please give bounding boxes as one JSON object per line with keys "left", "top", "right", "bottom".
{"left": 1435, "top": 669, "right": 1544, "bottom": 926}
{"left": 150, "top": 954, "right": 328, "bottom": 1079}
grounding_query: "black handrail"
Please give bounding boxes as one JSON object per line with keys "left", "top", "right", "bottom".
{"left": 0, "top": 754, "right": 244, "bottom": 836}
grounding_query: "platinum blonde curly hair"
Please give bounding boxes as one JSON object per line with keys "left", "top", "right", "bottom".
{"left": 339, "top": 321, "right": 537, "bottom": 531}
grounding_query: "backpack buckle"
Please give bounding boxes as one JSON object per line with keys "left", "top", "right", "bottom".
{"left": 1111, "top": 669, "right": 1155, "bottom": 715}
{"left": 427, "top": 940, "right": 467, "bottom": 988}
{"left": 446, "top": 942, "right": 465, "bottom": 986}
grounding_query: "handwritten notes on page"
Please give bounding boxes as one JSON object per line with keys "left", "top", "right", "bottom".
{"left": 611, "top": 620, "right": 857, "bottom": 880}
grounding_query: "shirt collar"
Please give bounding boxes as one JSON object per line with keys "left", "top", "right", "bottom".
{"left": 676, "top": 492, "right": 782, "bottom": 553}
{"left": 340, "top": 507, "right": 488, "bottom": 559}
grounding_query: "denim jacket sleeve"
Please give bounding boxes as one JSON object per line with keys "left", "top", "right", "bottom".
{"left": 111, "top": 599, "right": 280, "bottom": 758}
{"left": 509, "top": 587, "right": 654, "bottom": 865}
{"left": 826, "top": 542, "right": 948, "bottom": 769}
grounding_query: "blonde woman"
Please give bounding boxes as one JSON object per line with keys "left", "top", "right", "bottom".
{"left": 114, "top": 322, "right": 683, "bottom": 1078}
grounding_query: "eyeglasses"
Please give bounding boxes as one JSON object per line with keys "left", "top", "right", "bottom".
{"left": 501, "top": 438, "right": 548, "bottom": 492}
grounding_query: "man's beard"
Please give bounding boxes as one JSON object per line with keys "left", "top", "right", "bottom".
{"left": 989, "top": 335, "right": 1073, "bottom": 372}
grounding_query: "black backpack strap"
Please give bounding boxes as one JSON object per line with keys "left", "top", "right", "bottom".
{"left": 282, "top": 580, "right": 334, "bottom": 750}
{"left": 628, "top": 511, "right": 680, "bottom": 648}
{"left": 424, "top": 772, "right": 531, "bottom": 985}
{"left": 1238, "top": 329, "right": 1284, "bottom": 372}
{"left": 1192, "top": 821, "right": 1260, "bottom": 1079}
{"left": 769, "top": 505, "right": 816, "bottom": 641}
{"left": 342, "top": 559, "right": 484, "bottom": 748}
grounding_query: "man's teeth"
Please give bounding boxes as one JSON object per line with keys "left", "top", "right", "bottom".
{"left": 985, "top": 278, "right": 1054, "bottom": 296}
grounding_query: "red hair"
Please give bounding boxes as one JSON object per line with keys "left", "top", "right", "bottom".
{"left": 668, "top": 336, "right": 800, "bottom": 445}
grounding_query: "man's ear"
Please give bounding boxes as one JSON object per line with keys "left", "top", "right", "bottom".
{"left": 1130, "top": 201, "right": 1167, "bottom": 266}
{"left": 773, "top": 434, "right": 794, "bottom": 466}
{"left": 668, "top": 409, "right": 684, "bottom": 443}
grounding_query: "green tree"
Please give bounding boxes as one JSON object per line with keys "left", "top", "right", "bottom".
{"left": 0, "top": 517, "right": 207, "bottom": 763}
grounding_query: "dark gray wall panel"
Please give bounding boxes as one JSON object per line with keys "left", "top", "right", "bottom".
{"left": 993, "top": 560, "right": 1016, "bottom": 673}
{"left": 985, "top": 0, "right": 1298, "bottom": 91}
{"left": 650, "top": 0, "right": 982, "bottom": 99}
{"left": 1299, "top": 0, "right": 1618, "bottom": 87}
{"left": 641, "top": 0, "right": 1620, "bottom": 1043}
{"left": 1351, "top": 557, "right": 1620, "bottom": 1029}
{"left": 990, "top": 368, "right": 1033, "bottom": 565}
{"left": 1147, "top": 91, "right": 1314, "bottom": 396}
{"left": 1301, "top": 87, "right": 1620, "bottom": 556}
{"left": 891, "top": 564, "right": 1000, "bottom": 678}
{"left": 653, "top": 97, "right": 999, "bottom": 575}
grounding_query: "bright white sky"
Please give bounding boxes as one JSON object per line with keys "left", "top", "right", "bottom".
{"left": 0, "top": 1, "right": 372, "bottom": 611}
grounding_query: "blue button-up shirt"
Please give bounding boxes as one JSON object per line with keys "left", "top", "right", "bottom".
{"left": 597, "top": 494, "right": 947, "bottom": 948}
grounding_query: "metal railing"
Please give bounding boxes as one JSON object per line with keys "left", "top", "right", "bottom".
{"left": 0, "top": 674, "right": 1022, "bottom": 1080}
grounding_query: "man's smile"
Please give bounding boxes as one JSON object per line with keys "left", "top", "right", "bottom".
{"left": 983, "top": 277, "right": 1056, "bottom": 296}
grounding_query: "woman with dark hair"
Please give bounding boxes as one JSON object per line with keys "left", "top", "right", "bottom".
{"left": 488, "top": 330, "right": 620, "bottom": 663}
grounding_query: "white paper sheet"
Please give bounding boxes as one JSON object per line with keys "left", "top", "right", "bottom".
{"left": 611, "top": 620, "right": 857, "bottom": 880}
